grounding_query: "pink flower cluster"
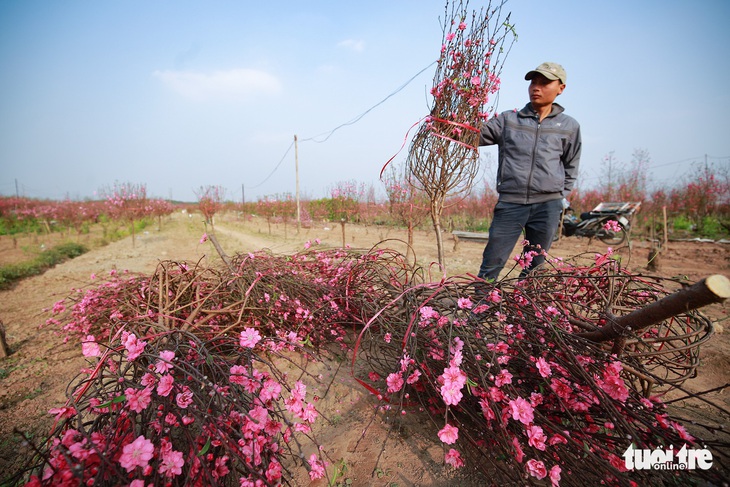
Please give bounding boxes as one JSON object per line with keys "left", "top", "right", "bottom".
{"left": 439, "top": 338, "right": 467, "bottom": 407}
{"left": 28, "top": 319, "right": 311, "bottom": 486}
{"left": 596, "top": 361, "right": 630, "bottom": 403}
{"left": 602, "top": 219, "right": 622, "bottom": 233}
{"left": 432, "top": 18, "right": 503, "bottom": 122}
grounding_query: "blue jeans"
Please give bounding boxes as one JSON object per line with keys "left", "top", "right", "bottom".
{"left": 478, "top": 199, "right": 563, "bottom": 281}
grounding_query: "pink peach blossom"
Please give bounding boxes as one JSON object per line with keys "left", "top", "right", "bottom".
{"left": 508, "top": 397, "right": 534, "bottom": 425}
{"left": 549, "top": 465, "right": 561, "bottom": 486}
{"left": 259, "top": 379, "right": 282, "bottom": 402}
{"left": 495, "top": 369, "right": 513, "bottom": 387}
{"left": 119, "top": 435, "right": 154, "bottom": 472}
{"left": 526, "top": 425, "right": 547, "bottom": 450}
{"left": 159, "top": 440, "right": 184, "bottom": 478}
{"left": 154, "top": 350, "right": 175, "bottom": 374}
{"left": 81, "top": 335, "right": 100, "bottom": 357}
{"left": 386, "top": 372, "right": 404, "bottom": 393}
{"left": 239, "top": 327, "right": 262, "bottom": 348}
{"left": 175, "top": 387, "right": 193, "bottom": 408}
{"left": 512, "top": 436, "right": 525, "bottom": 463}
{"left": 157, "top": 374, "right": 174, "bottom": 397}
{"left": 535, "top": 357, "right": 552, "bottom": 377}
{"left": 122, "top": 332, "right": 146, "bottom": 361}
{"left": 526, "top": 458, "right": 547, "bottom": 479}
{"left": 444, "top": 448, "right": 464, "bottom": 468}
{"left": 125, "top": 386, "right": 152, "bottom": 413}
{"left": 438, "top": 423, "right": 459, "bottom": 444}
{"left": 308, "top": 454, "right": 325, "bottom": 480}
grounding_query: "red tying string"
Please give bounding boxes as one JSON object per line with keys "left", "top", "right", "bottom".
{"left": 379, "top": 116, "right": 426, "bottom": 179}
{"left": 379, "top": 115, "right": 481, "bottom": 180}
{"left": 428, "top": 116, "right": 480, "bottom": 134}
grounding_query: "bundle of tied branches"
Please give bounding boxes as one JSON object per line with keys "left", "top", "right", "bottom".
{"left": 13, "top": 246, "right": 416, "bottom": 486}
{"left": 353, "top": 253, "right": 728, "bottom": 485}
{"left": 12, "top": 244, "right": 728, "bottom": 486}
{"left": 407, "top": 0, "right": 516, "bottom": 265}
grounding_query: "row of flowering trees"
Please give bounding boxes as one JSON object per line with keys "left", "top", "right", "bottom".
{"left": 241, "top": 159, "right": 728, "bottom": 242}
{"left": 4, "top": 160, "right": 728, "bottom": 246}
{"left": 0, "top": 183, "right": 177, "bottom": 247}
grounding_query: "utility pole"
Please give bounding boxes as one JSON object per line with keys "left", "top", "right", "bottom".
{"left": 15, "top": 178, "right": 19, "bottom": 199}
{"left": 294, "top": 134, "right": 301, "bottom": 232}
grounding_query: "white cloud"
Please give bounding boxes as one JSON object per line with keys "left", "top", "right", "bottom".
{"left": 153, "top": 68, "right": 282, "bottom": 102}
{"left": 337, "top": 39, "right": 365, "bottom": 52}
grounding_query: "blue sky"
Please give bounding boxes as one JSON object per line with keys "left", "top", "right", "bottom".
{"left": 1, "top": 0, "right": 728, "bottom": 203}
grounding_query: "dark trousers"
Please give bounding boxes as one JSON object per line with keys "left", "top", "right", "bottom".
{"left": 477, "top": 199, "right": 563, "bottom": 281}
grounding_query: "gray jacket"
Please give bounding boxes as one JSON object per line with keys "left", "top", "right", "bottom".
{"left": 479, "top": 102, "right": 581, "bottom": 204}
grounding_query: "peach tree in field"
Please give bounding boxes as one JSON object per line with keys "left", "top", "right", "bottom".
{"left": 256, "top": 195, "right": 278, "bottom": 235}
{"left": 102, "top": 182, "right": 149, "bottom": 247}
{"left": 19, "top": 246, "right": 728, "bottom": 486}
{"left": 273, "top": 193, "right": 297, "bottom": 239}
{"left": 677, "top": 162, "right": 729, "bottom": 234}
{"left": 382, "top": 161, "right": 430, "bottom": 262}
{"left": 255, "top": 193, "right": 297, "bottom": 236}
{"left": 147, "top": 198, "right": 176, "bottom": 231}
{"left": 329, "top": 180, "right": 363, "bottom": 247}
{"left": 55, "top": 199, "right": 105, "bottom": 240}
{"left": 407, "top": 0, "right": 515, "bottom": 267}
{"left": 195, "top": 185, "right": 225, "bottom": 233}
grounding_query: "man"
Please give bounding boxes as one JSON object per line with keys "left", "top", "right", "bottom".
{"left": 477, "top": 62, "right": 581, "bottom": 281}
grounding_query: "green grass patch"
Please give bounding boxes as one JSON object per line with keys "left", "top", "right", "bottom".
{"left": 0, "top": 242, "right": 88, "bottom": 290}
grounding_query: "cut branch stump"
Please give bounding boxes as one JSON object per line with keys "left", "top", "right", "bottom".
{"left": 577, "top": 274, "right": 730, "bottom": 344}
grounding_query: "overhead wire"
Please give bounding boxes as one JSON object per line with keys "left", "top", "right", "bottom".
{"left": 246, "top": 61, "right": 436, "bottom": 190}
{"left": 246, "top": 141, "right": 294, "bottom": 190}
{"left": 301, "top": 61, "right": 436, "bottom": 144}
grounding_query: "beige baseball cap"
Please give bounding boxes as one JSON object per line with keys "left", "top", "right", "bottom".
{"left": 525, "top": 62, "right": 567, "bottom": 84}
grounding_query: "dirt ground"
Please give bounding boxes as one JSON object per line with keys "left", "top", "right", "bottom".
{"left": 1, "top": 211, "right": 728, "bottom": 485}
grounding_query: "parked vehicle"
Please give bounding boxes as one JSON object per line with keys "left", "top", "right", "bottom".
{"left": 557, "top": 202, "right": 641, "bottom": 245}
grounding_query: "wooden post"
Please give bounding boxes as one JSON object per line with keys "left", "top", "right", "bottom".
{"left": 294, "top": 135, "right": 301, "bottom": 234}
{"left": 647, "top": 215, "right": 660, "bottom": 271}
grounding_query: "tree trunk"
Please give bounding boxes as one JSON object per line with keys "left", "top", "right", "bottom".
{"left": 432, "top": 214, "right": 445, "bottom": 267}
{"left": 406, "top": 222, "right": 415, "bottom": 263}
{"left": 430, "top": 197, "right": 446, "bottom": 267}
